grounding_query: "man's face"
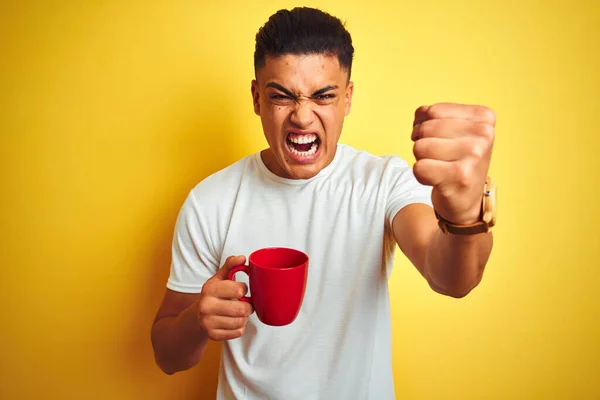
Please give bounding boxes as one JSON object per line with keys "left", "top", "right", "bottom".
{"left": 252, "top": 54, "right": 354, "bottom": 179}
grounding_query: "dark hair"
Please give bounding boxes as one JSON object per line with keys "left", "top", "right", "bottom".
{"left": 254, "top": 7, "right": 354, "bottom": 79}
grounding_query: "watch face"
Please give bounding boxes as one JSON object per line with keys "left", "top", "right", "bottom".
{"left": 491, "top": 185, "right": 496, "bottom": 226}
{"left": 483, "top": 177, "right": 496, "bottom": 227}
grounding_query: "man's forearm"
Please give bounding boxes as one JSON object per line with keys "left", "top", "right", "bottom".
{"left": 151, "top": 304, "right": 209, "bottom": 375}
{"left": 424, "top": 230, "right": 493, "bottom": 298}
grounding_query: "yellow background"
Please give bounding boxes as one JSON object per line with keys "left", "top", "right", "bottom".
{"left": 1, "top": 0, "right": 598, "bottom": 399}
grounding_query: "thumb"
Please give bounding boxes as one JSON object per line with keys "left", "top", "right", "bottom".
{"left": 214, "top": 255, "right": 247, "bottom": 280}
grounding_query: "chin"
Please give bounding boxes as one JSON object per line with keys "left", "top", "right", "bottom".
{"left": 286, "top": 165, "right": 322, "bottom": 180}
{"left": 278, "top": 135, "right": 333, "bottom": 179}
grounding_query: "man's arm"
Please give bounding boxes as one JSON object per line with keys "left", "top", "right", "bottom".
{"left": 393, "top": 102, "right": 496, "bottom": 296}
{"left": 151, "top": 290, "right": 209, "bottom": 375}
{"left": 392, "top": 203, "right": 493, "bottom": 298}
{"left": 151, "top": 256, "right": 253, "bottom": 375}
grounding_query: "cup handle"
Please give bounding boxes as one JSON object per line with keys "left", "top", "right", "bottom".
{"left": 227, "top": 264, "right": 252, "bottom": 304}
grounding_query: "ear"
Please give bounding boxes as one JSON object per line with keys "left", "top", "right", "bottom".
{"left": 344, "top": 81, "right": 354, "bottom": 116}
{"left": 251, "top": 80, "right": 260, "bottom": 116}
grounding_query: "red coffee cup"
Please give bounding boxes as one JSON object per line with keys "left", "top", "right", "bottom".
{"left": 227, "top": 247, "right": 309, "bottom": 326}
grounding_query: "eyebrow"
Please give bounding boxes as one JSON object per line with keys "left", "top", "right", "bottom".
{"left": 266, "top": 83, "right": 339, "bottom": 97}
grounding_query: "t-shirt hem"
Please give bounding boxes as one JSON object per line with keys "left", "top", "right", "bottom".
{"left": 166, "top": 280, "right": 203, "bottom": 293}
{"left": 387, "top": 197, "right": 433, "bottom": 226}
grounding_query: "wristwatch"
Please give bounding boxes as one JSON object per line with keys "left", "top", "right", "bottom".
{"left": 435, "top": 176, "right": 497, "bottom": 235}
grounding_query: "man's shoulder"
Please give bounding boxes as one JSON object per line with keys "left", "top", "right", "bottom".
{"left": 337, "top": 144, "right": 411, "bottom": 175}
{"left": 189, "top": 153, "right": 255, "bottom": 202}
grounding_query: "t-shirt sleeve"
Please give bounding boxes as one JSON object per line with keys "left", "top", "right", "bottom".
{"left": 166, "top": 190, "right": 221, "bottom": 293}
{"left": 384, "top": 155, "right": 433, "bottom": 228}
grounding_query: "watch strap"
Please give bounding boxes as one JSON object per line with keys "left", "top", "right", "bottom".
{"left": 434, "top": 176, "right": 495, "bottom": 235}
{"left": 435, "top": 211, "right": 490, "bottom": 235}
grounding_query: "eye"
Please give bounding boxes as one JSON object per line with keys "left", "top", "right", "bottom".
{"left": 270, "top": 94, "right": 292, "bottom": 100}
{"left": 315, "top": 93, "right": 335, "bottom": 100}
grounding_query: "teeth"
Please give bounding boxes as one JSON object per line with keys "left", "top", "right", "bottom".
{"left": 288, "top": 133, "right": 317, "bottom": 144}
{"left": 288, "top": 141, "right": 319, "bottom": 157}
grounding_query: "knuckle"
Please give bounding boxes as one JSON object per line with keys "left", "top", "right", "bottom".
{"left": 413, "top": 159, "right": 425, "bottom": 176}
{"left": 484, "top": 108, "right": 496, "bottom": 125}
{"left": 234, "top": 316, "right": 246, "bottom": 328}
{"left": 236, "top": 303, "right": 248, "bottom": 317}
{"left": 454, "top": 163, "right": 472, "bottom": 186}
{"left": 412, "top": 141, "right": 422, "bottom": 158}
{"left": 237, "top": 283, "right": 247, "bottom": 298}
{"left": 412, "top": 122, "right": 422, "bottom": 136}
{"left": 200, "top": 317, "right": 213, "bottom": 331}
{"left": 412, "top": 160, "right": 429, "bottom": 184}
{"left": 427, "top": 104, "right": 442, "bottom": 119}
{"left": 414, "top": 138, "right": 433, "bottom": 159}
{"left": 202, "top": 280, "right": 217, "bottom": 294}
{"left": 197, "top": 318, "right": 208, "bottom": 333}
{"left": 475, "top": 122, "right": 495, "bottom": 140}
{"left": 467, "top": 141, "right": 485, "bottom": 159}
{"left": 420, "top": 119, "right": 435, "bottom": 137}
{"left": 198, "top": 294, "right": 216, "bottom": 315}
{"left": 198, "top": 299, "right": 211, "bottom": 316}
{"left": 415, "top": 104, "right": 428, "bottom": 116}
{"left": 472, "top": 145, "right": 484, "bottom": 159}
{"left": 477, "top": 106, "right": 496, "bottom": 124}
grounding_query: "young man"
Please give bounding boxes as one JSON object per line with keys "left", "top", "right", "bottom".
{"left": 151, "top": 7, "right": 496, "bottom": 399}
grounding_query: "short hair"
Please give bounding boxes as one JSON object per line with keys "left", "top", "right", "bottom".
{"left": 254, "top": 7, "right": 355, "bottom": 79}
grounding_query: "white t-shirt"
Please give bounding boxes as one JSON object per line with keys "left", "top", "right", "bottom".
{"left": 167, "top": 144, "right": 433, "bottom": 400}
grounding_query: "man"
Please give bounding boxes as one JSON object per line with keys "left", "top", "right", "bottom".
{"left": 151, "top": 6, "right": 495, "bottom": 399}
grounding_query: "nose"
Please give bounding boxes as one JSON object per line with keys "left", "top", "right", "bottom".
{"left": 289, "top": 98, "right": 315, "bottom": 129}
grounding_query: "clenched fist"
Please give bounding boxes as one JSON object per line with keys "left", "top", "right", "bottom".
{"left": 196, "top": 255, "right": 254, "bottom": 341}
{"left": 411, "top": 103, "right": 495, "bottom": 225}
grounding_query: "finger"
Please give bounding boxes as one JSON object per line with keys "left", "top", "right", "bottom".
{"left": 209, "top": 327, "right": 246, "bottom": 341}
{"left": 204, "top": 280, "right": 249, "bottom": 300}
{"left": 201, "top": 297, "right": 254, "bottom": 317}
{"left": 204, "top": 315, "right": 248, "bottom": 331}
{"left": 214, "top": 255, "right": 247, "bottom": 280}
{"left": 413, "top": 137, "right": 487, "bottom": 162}
{"left": 412, "top": 119, "right": 494, "bottom": 141}
{"left": 413, "top": 103, "right": 496, "bottom": 126}
{"left": 412, "top": 159, "right": 455, "bottom": 187}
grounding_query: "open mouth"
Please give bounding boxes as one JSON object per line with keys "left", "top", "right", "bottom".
{"left": 286, "top": 132, "right": 321, "bottom": 157}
